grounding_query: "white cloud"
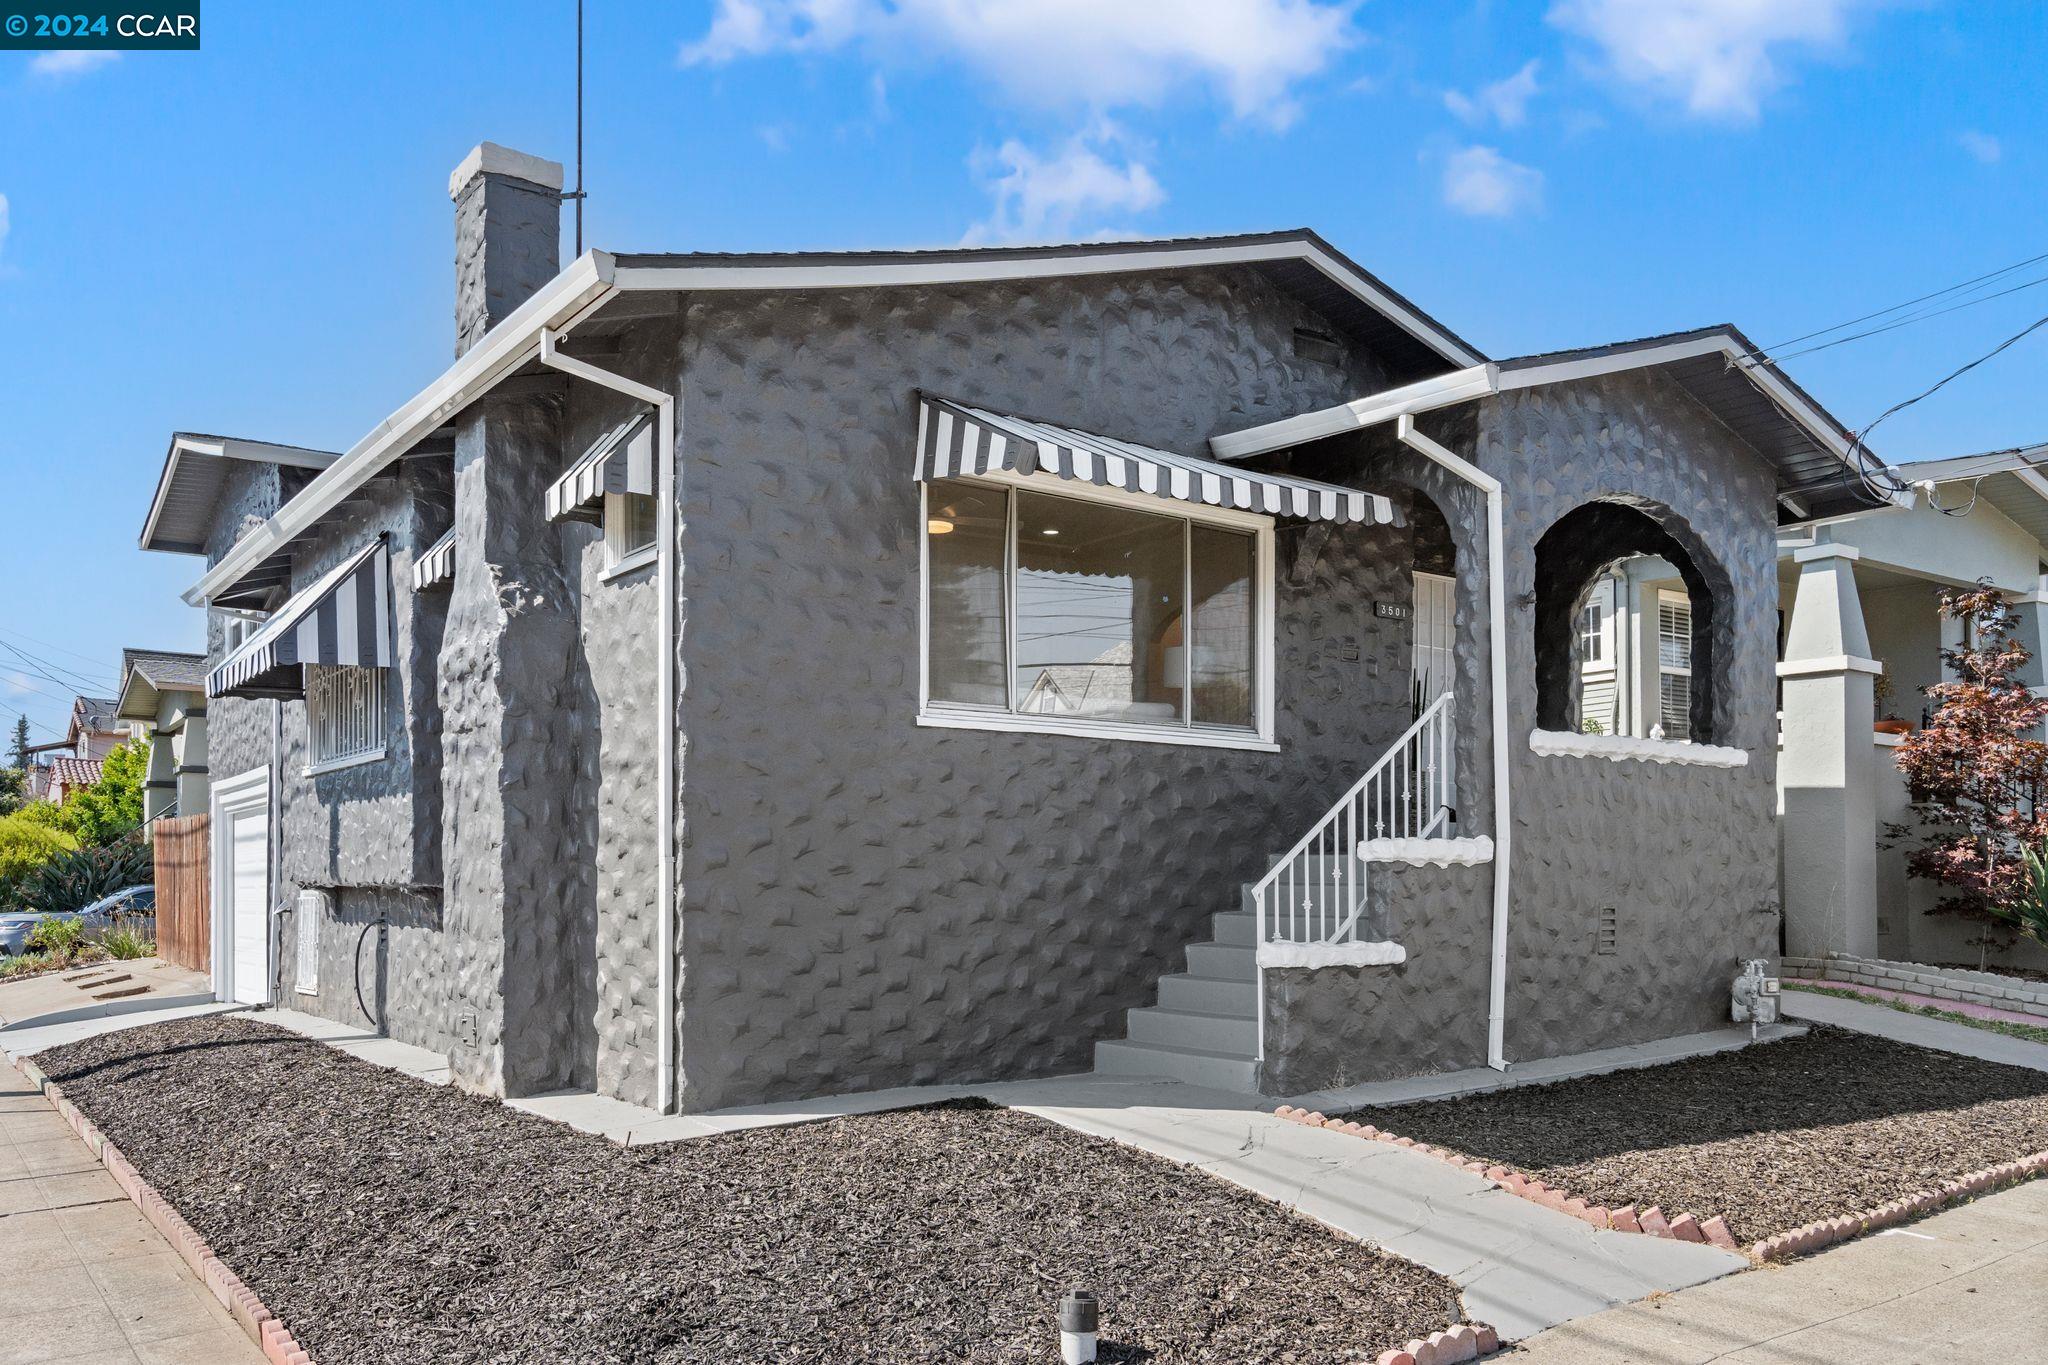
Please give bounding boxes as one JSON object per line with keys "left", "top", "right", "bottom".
{"left": 27, "top": 50, "right": 120, "bottom": 79}
{"left": 4, "top": 671, "right": 30, "bottom": 699}
{"left": 1959, "top": 129, "right": 2001, "bottom": 164}
{"left": 1441, "top": 145, "right": 1544, "bottom": 218}
{"left": 964, "top": 126, "right": 1165, "bottom": 245}
{"left": 1548, "top": 0, "right": 1879, "bottom": 122}
{"left": 681, "top": 0, "right": 1355, "bottom": 127}
{"left": 1445, "top": 59, "right": 1541, "bottom": 128}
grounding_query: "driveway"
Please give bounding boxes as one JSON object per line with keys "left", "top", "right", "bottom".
{"left": 1508, "top": 1177, "right": 2048, "bottom": 1362}
{"left": 0, "top": 1063, "right": 262, "bottom": 1364}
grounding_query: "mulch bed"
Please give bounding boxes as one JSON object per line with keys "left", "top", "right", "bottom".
{"left": 1338, "top": 1025, "right": 2048, "bottom": 1245}
{"left": 35, "top": 1016, "right": 1466, "bottom": 1364}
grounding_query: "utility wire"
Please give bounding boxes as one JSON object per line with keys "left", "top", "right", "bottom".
{"left": 0, "top": 640, "right": 113, "bottom": 696}
{"left": 1758, "top": 270, "right": 2048, "bottom": 366}
{"left": 1762, "top": 246, "right": 2048, "bottom": 354}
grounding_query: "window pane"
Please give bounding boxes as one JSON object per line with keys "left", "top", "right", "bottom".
{"left": 1660, "top": 672, "right": 1691, "bottom": 741}
{"left": 1014, "top": 491, "right": 1184, "bottom": 726}
{"left": 926, "top": 483, "right": 1009, "bottom": 708}
{"left": 1658, "top": 599, "right": 1691, "bottom": 671}
{"left": 1189, "top": 524, "right": 1255, "bottom": 728}
{"left": 623, "top": 494, "right": 658, "bottom": 553}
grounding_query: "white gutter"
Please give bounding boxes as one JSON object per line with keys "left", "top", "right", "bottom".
{"left": 185, "top": 251, "right": 620, "bottom": 607}
{"left": 1394, "top": 415, "right": 1514, "bottom": 1072}
{"left": 538, "top": 327, "right": 680, "bottom": 1117}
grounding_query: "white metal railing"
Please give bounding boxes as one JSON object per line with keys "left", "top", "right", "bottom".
{"left": 1254, "top": 691, "right": 1456, "bottom": 951}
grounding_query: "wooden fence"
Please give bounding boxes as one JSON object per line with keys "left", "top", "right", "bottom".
{"left": 152, "top": 814, "right": 210, "bottom": 974}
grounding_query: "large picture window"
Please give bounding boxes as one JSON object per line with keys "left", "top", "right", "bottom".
{"left": 921, "top": 478, "right": 1273, "bottom": 749}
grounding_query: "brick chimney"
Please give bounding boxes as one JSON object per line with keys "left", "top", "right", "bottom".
{"left": 449, "top": 142, "right": 564, "bottom": 357}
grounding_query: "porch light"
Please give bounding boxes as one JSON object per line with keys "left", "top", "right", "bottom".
{"left": 1041, "top": 527, "right": 1061, "bottom": 536}
{"left": 927, "top": 518, "right": 956, "bottom": 535}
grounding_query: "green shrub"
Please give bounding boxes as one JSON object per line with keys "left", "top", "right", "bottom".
{"left": 0, "top": 951, "right": 51, "bottom": 978}
{"left": 22, "top": 840, "right": 151, "bottom": 915}
{"left": 62, "top": 741, "right": 146, "bottom": 847}
{"left": 27, "top": 915, "right": 85, "bottom": 963}
{"left": 0, "top": 815, "right": 79, "bottom": 902}
{"left": 99, "top": 927, "right": 151, "bottom": 961}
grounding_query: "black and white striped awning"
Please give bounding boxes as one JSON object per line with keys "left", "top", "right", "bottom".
{"left": 207, "top": 538, "right": 394, "bottom": 700}
{"left": 545, "top": 412, "right": 656, "bottom": 524}
{"left": 413, "top": 527, "right": 455, "bottom": 592}
{"left": 915, "top": 395, "right": 1394, "bottom": 525}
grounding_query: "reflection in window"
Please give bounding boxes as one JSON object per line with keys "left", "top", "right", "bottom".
{"left": 923, "top": 481, "right": 1263, "bottom": 737}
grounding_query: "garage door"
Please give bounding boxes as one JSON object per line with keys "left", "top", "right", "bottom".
{"left": 212, "top": 768, "right": 271, "bottom": 1007}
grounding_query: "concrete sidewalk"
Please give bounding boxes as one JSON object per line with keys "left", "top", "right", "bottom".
{"left": 0, "top": 1064, "right": 262, "bottom": 1363}
{"left": 1783, "top": 986, "right": 2048, "bottom": 1072}
{"left": 1507, "top": 1178, "right": 2048, "bottom": 1362}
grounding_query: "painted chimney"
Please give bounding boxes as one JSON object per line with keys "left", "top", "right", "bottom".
{"left": 449, "top": 142, "right": 564, "bottom": 357}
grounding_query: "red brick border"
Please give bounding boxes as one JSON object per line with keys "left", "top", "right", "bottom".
{"left": 1371, "top": 1320, "right": 1500, "bottom": 1365}
{"left": 14, "top": 1055, "right": 318, "bottom": 1365}
{"left": 1277, "top": 1104, "right": 2048, "bottom": 1264}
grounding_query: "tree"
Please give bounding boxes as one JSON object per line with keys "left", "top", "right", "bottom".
{"left": 0, "top": 766, "right": 20, "bottom": 818}
{"left": 62, "top": 740, "right": 147, "bottom": 847}
{"left": 1891, "top": 582, "right": 2048, "bottom": 953}
{"left": 7, "top": 716, "right": 27, "bottom": 774}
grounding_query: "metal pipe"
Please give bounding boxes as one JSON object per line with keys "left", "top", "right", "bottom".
{"left": 538, "top": 326, "right": 681, "bottom": 1115}
{"left": 1396, "top": 414, "right": 1513, "bottom": 1072}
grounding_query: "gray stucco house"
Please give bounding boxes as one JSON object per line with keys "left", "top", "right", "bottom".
{"left": 140, "top": 141, "right": 1888, "bottom": 1115}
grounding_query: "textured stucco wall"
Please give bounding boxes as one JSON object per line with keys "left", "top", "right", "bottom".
{"left": 453, "top": 171, "right": 560, "bottom": 358}
{"left": 204, "top": 461, "right": 301, "bottom": 786}
{"left": 271, "top": 454, "right": 455, "bottom": 1054}
{"left": 1489, "top": 372, "right": 1781, "bottom": 1062}
{"left": 670, "top": 268, "right": 1421, "bottom": 1111}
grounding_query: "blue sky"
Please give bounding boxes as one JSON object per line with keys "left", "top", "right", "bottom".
{"left": 0, "top": 0, "right": 2042, "bottom": 745}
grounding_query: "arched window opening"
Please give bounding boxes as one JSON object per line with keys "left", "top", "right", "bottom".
{"left": 1535, "top": 501, "right": 1729, "bottom": 744}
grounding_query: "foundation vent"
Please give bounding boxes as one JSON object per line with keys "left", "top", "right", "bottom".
{"left": 1596, "top": 906, "right": 1619, "bottom": 955}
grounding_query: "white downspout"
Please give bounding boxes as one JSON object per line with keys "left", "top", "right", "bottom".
{"left": 539, "top": 327, "right": 681, "bottom": 1115}
{"left": 1396, "top": 415, "right": 1513, "bottom": 1071}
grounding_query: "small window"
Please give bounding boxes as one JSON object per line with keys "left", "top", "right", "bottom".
{"left": 922, "top": 479, "right": 1272, "bottom": 747}
{"left": 604, "top": 492, "right": 658, "bottom": 572}
{"left": 306, "top": 664, "right": 388, "bottom": 769}
{"left": 1579, "top": 602, "right": 1604, "bottom": 663}
{"left": 1657, "top": 593, "right": 1693, "bottom": 741}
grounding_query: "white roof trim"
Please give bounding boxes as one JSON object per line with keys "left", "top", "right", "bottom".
{"left": 610, "top": 238, "right": 1483, "bottom": 372}
{"left": 184, "top": 251, "right": 620, "bottom": 606}
{"left": 141, "top": 434, "right": 342, "bottom": 554}
{"left": 1208, "top": 366, "right": 1494, "bottom": 461}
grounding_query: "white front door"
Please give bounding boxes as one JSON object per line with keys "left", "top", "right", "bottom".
{"left": 211, "top": 767, "right": 271, "bottom": 1006}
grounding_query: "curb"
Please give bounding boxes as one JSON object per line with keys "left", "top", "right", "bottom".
{"left": 1277, "top": 1105, "right": 2048, "bottom": 1265}
{"left": 1372, "top": 1321, "right": 1500, "bottom": 1365}
{"left": 1276, "top": 1105, "right": 1740, "bottom": 1254}
{"left": 14, "top": 1055, "right": 318, "bottom": 1365}
{"left": 1747, "top": 1149, "right": 2048, "bottom": 1261}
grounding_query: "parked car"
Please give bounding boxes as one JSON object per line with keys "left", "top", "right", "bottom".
{"left": 0, "top": 887, "right": 156, "bottom": 957}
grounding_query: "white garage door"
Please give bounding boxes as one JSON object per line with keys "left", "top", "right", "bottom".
{"left": 212, "top": 768, "right": 271, "bottom": 1007}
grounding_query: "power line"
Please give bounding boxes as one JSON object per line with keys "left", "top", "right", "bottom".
{"left": 0, "top": 626, "right": 115, "bottom": 672}
{"left": 1762, "top": 245, "right": 2048, "bottom": 354}
{"left": 1760, "top": 270, "right": 2048, "bottom": 366}
{"left": 1848, "top": 310, "right": 2048, "bottom": 497}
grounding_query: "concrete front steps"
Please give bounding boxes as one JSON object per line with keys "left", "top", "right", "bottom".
{"left": 1094, "top": 907, "right": 1262, "bottom": 1091}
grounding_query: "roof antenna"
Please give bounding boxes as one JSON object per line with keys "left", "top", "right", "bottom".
{"left": 569, "top": 0, "right": 586, "bottom": 255}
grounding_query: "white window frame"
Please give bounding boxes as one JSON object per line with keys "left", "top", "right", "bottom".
{"left": 601, "top": 491, "right": 658, "bottom": 581}
{"left": 303, "top": 663, "right": 389, "bottom": 775}
{"left": 917, "top": 469, "right": 1279, "bottom": 752}
{"left": 1657, "top": 589, "right": 1693, "bottom": 741}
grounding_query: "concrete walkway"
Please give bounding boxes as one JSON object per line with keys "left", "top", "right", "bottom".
{"left": 1783, "top": 986, "right": 2048, "bottom": 1073}
{"left": 1508, "top": 1177, "right": 2048, "bottom": 1362}
{"left": 0, "top": 1063, "right": 262, "bottom": 1363}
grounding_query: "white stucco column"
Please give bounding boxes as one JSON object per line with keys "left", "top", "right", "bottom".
{"left": 1778, "top": 538, "right": 1882, "bottom": 958}
{"left": 142, "top": 727, "right": 177, "bottom": 823}
{"left": 2010, "top": 575, "right": 2048, "bottom": 695}
{"left": 174, "top": 714, "right": 209, "bottom": 820}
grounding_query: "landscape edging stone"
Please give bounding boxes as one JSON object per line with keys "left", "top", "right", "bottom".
{"left": 1276, "top": 1104, "right": 2048, "bottom": 1265}
{"left": 11, "top": 1055, "right": 318, "bottom": 1365}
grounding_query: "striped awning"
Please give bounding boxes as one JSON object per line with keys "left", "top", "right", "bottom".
{"left": 207, "top": 538, "right": 394, "bottom": 700}
{"left": 413, "top": 527, "right": 455, "bottom": 591}
{"left": 915, "top": 395, "right": 1395, "bottom": 526}
{"left": 545, "top": 412, "right": 656, "bottom": 523}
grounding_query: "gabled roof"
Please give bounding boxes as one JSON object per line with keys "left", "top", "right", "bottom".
{"left": 117, "top": 648, "right": 209, "bottom": 721}
{"left": 183, "top": 234, "right": 1479, "bottom": 607}
{"left": 69, "top": 696, "right": 122, "bottom": 738}
{"left": 1211, "top": 324, "right": 1897, "bottom": 525}
{"left": 1895, "top": 443, "right": 2048, "bottom": 546}
{"left": 141, "top": 432, "right": 343, "bottom": 556}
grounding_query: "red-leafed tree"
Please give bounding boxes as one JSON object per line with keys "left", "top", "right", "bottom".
{"left": 1891, "top": 582, "right": 2048, "bottom": 950}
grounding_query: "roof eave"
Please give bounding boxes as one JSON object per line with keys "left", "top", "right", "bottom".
{"left": 184, "top": 250, "right": 620, "bottom": 607}
{"left": 141, "top": 433, "right": 346, "bottom": 556}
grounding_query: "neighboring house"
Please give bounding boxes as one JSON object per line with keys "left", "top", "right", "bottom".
{"left": 115, "top": 649, "right": 213, "bottom": 823}
{"left": 23, "top": 694, "right": 131, "bottom": 803}
{"left": 1777, "top": 444, "right": 2048, "bottom": 976}
{"left": 140, "top": 141, "right": 1887, "bottom": 1116}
